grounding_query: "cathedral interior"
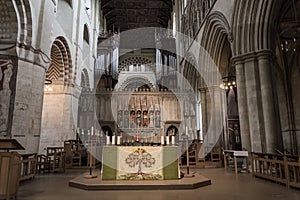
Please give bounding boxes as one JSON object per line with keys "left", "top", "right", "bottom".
{"left": 0, "top": 0, "right": 300, "bottom": 199}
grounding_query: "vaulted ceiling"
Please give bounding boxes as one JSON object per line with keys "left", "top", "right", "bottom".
{"left": 100, "top": 0, "right": 173, "bottom": 32}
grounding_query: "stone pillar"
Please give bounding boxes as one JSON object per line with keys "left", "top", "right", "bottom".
{"left": 244, "top": 55, "right": 264, "bottom": 152}
{"left": 11, "top": 59, "right": 47, "bottom": 154}
{"left": 257, "top": 50, "right": 282, "bottom": 153}
{"left": 200, "top": 88, "right": 207, "bottom": 137}
{"left": 39, "top": 83, "right": 81, "bottom": 154}
{"left": 235, "top": 62, "right": 251, "bottom": 151}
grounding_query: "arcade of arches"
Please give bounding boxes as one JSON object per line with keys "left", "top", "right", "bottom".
{"left": 0, "top": 0, "right": 300, "bottom": 195}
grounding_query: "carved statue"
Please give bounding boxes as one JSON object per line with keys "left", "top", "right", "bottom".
{"left": 3, "top": 64, "right": 13, "bottom": 90}
{"left": 117, "top": 110, "right": 123, "bottom": 128}
{"left": 124, "top": 110, "right": 129, "bottom": 128}
{"left": 149, "top": 111, "right": 154, "bottom": 128}
{"left": 155, "top": 111, "right": 160, "bottom": 128}
{"left": 130, "top": 111, "right": 136, "bottom": 128}
{"left": 142, "top": 111, "right": 148, "bottom": 127}
{"left": 136, "top": 110, "right": 142, "bottom": 127}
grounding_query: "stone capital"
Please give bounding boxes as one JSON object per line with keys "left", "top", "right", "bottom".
{"left": 231, "top": 49, "right": 275, "bottom": 66}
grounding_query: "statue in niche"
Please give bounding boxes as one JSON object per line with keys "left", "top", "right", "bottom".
{"left": 142, "top": 110, "right": 148, "bottom": 127}
{"left": 0, "top": 64, "right": 2, "bottom": 84}
{"left": 88, "top": 97, "right": 94, "bottom": 111}
{"left": 124, "top": 110, "right": 129, "bottom": 128}
{"left": 136, "top": 110, "right": 142, "bottom": 127}
{"left": 2, "top": 64, "right": 12, "bottom": 91}
{"left": 130, "top": 111, "right": 136, "bottom": 128}
{"left": 0, "top": 59, "right": 14, "bottom": 132}
{"left": 149, "top": 111, "right": 154, "bottom": 128}
{"left": 155, "top": 111, "right": 160, "bottom": 128}
{"left": 81, "top": 97, "right": 87, "bottom": 112}
{"left": 117, "top": 110, "right": 123, "bottom": 128}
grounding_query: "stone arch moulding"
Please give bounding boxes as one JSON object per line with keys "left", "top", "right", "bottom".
{"left": 118, "top": 57, "right": 154, "bottom": 73}
{"left": 231, "top": 0, "right": 279, "bottom": 56}
{"left": 0, "top": 0, "right": 33, "bottom": 54}
{"left": 48, "top": 36, "right": 73, "bottom": 85}
{"left": 201, "top": 11, "right": 231, "bottom": 65}
{"left": 182, "top": 53, "right": 198, "bottom": 90}
{"left": 81, "top": 68, "right": 90, "bottom": 89}
{"left": 118, "top": 76, "right": 156, "bottom": 91}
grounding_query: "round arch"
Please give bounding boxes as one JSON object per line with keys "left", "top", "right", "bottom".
{"left": 0, "top": 0, "right": 33, "bottom": 54}
{"left": 118, "top": 57, "right": 154, "bottom": 73}
{"left": 46, "top": 37, "right": 73, "bottom": 85}
{"left": 118, "top": 76, "right": 156, "bottom": 91}
{"left": 201, "top": 11, "right": 232, "bottom": 77}
{"left": 80, "top": 68, "right": 90, "bottom": 89}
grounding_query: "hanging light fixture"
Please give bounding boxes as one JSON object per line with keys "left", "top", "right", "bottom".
{"left": 220, "top": 76, "right": 236, "bottom": 90}
{"left": 280, "top": 0, "right": 300, "bottom": 53}
{"left": 280, "top": 24, "right": 300, "bottom": 52}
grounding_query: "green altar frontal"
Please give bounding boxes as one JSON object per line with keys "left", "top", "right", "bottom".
{"left": 102, "top": 146, "right": 179, "bottom": 180}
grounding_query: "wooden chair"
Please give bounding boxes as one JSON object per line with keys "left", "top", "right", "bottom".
{"left": 20, "top": 153, "right": 37, "bottom": 181}
{"left": 46, "top": 147, "right": 65, "bottom": 173}
{"left": 36, "top": 154, "right": 51, "bottom": 174}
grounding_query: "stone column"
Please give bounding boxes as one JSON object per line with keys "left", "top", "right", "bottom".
{"left": 257, "top": 50, "right": 282, "bottom": 153}
{"left": 200, "top": 88, "right": 207, "bottom": 137}
{"left": 244, "top": 55, "right": 264, "bottom": 152}
{"left": 235, "top": 61, "right": 251, "bottom": 151}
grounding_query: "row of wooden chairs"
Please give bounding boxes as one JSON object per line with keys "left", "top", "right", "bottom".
{"left": 36, "top": 147, "right": 65, "bottom": 173}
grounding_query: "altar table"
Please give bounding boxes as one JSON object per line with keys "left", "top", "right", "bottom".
{"left": 102, "top": 146, "right": 179, "bottom": 180}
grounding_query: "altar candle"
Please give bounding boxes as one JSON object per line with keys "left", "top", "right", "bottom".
{"left": 91, "top": 126, "right": 94, "bottom": 136}
{"left": 112, "top": 135, "right": 116, "bottom": 145}
{"left": 166, "top": 135, "right": 169, "bottom": 145}
{"left": 76, "top": 128, "right": 79, "bottom": 140}
{"left": 161, "top": 136, "right": 165, "bottom": 145}
{"left": 186, "top": 126, "right": 188, "bottom": 135}
{"left": 87, "top": 130, "right": 90, "bottom": 142}
{"left": 106, "top": 135, "right": 110, "bottom": 145}
{"left": 171, "top": 135, "right": 175, "bottom": 145}
{"left": 81, "top": 130, "right": 85, "bottom": 142}
{"left": 117, "top": 136, "right": 121, "bottom": 145}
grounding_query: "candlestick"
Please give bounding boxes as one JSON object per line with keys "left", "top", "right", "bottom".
{"left": 91, "top": 126, "right": 94, "bottom": 137}
{"left": 81, "top": 130, "right": 85, "bottom": 142}
{"left": 76, "top": 128, "right": 80, "bottom": 141}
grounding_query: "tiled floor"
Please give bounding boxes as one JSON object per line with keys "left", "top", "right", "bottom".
{"left": 18, "top": 168, "right": 300, "bottom": 200}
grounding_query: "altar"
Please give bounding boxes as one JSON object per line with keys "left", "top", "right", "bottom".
{"left": 102, "top": 146, "right": 179, "bottom": 180}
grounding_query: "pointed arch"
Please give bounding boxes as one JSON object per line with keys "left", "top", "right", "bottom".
{"left": 231, "top": 0, "right": 283, "bottom": 56}
{"left": 83, "top": 24, "right": 90, "bottom": 44}
{"left": 201, "top": 11, "right": 231, "bottom": 67}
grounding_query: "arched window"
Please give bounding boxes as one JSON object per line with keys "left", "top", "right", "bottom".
{"left": 83, "top": 24, "right": 89, "bottom": 44}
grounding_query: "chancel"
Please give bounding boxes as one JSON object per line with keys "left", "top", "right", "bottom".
{"left": 1, "top": 0, "right": 300, "bottom": 199}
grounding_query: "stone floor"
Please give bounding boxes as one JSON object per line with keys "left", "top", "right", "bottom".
{"left": 18, "top": 168, "right": 300, "bottom": 200}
